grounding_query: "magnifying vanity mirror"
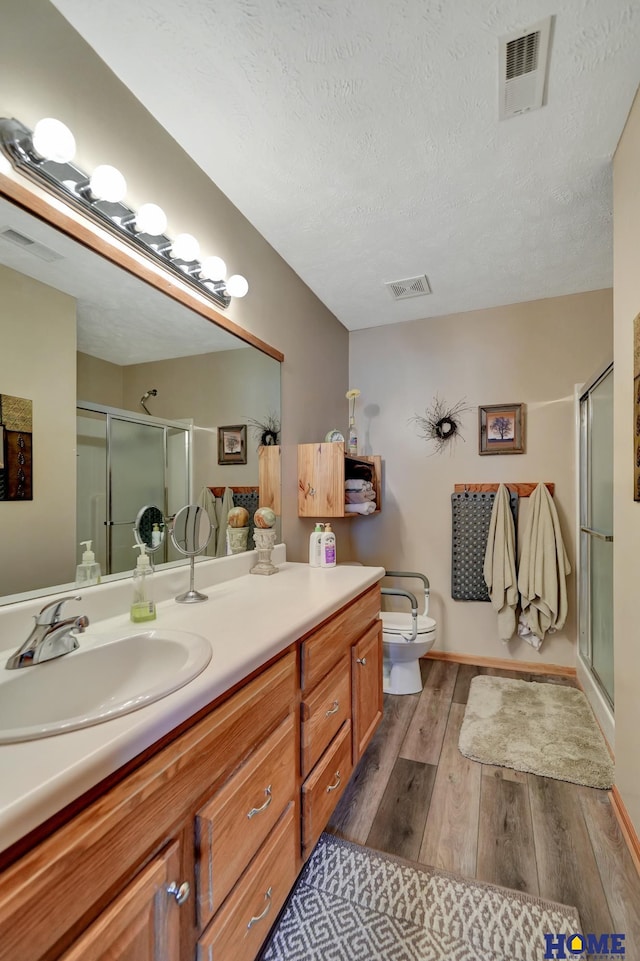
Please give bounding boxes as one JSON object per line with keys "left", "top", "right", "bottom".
{"left": 171, "top": 504, "right": 213, "bottom": 604}
{"left": 0, "top": 167, "right": 282, "bottom": 607}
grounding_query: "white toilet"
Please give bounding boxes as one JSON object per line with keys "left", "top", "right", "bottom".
{"left": 381, "top": 611, "right": 437, "bottom": 695}
{"left": 381, "top": 570, "right": 436, "bottom": 695}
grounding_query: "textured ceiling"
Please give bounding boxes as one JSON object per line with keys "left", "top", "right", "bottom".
{"left": 50, "top": 0, "right": 640, "bottom": 330}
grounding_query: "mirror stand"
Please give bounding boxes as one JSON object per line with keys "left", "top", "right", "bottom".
{"left": 170, "top": 505, "right": 213, "bottom": 604}
{"left": 176, "top": 556, "right": 208, "bottom": 605}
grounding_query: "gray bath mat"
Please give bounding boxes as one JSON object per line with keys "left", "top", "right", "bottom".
{"left": 459, "top": 676, "right": 614, "bottom": 789}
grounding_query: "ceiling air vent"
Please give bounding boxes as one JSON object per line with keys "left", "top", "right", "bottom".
{"left": 385, "top": 274, "right": 431, "bottom": 301}
{"left": 0, "top": 226, "right": 63, "bottom": 262}
{"left": 499, "top": 16, "right": 552, "bottom": 120}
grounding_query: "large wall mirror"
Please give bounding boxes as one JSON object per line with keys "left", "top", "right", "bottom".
{"left": 0, "top": 181, "right": 281, "bottom": 606}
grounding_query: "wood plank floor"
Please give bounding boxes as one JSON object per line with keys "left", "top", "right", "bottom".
{"left": 328, "top": 660, "right": 640, "bottom": 947}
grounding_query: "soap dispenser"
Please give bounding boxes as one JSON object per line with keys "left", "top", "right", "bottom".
{"left": 309, "top": 523, "right": 324, "bottom": 567}
{"left": 320, "top": 523, "right": 337, "bottom": 568}
{"left": 131, "top": 543, "right": 156, "bottom": 623}
{"left": 75, "top": 540, "right": 102, "bottom": 587}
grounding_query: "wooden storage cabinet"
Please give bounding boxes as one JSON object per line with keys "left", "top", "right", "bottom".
{"left": 352, "top": 621, "right": 384, "bottom": 763}
{"left": 297, "top": 442, "right": 382, "bottom": 517}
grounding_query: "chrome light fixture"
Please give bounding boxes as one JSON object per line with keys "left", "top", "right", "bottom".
{"left": 0, "top": 117, "right": 249, "bottom": 309}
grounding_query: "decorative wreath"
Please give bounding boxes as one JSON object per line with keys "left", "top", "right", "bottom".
{"left": 248, "top": 412, "right": 281, "bottom": 448}
{"left": 410, "top": 396, "right": 471, "bottom": 455}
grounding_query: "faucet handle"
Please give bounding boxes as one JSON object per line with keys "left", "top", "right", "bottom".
{"left": 35, "top": 595, "right": 82, "bottom": 626}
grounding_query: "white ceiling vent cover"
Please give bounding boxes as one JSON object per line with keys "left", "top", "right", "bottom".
{"left": 499, "top": 17, "right": 552, "bottom": 120}
{"left": 0, "top": 226, "right": 63, "bottom": 262}
{"left": 385, "top": 274, "right": 431, "bottom": 301}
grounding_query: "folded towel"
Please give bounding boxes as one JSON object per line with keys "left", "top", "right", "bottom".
{"left": 344, "top": 501, "right": 376, "bottom": 515}
{"left": 345, "top": 490, "right": 376, "bottom": 504}
{"left": 345, "top": 479, "right": 373, "bottom": 492}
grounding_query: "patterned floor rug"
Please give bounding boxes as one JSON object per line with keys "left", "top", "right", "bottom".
{"left": 259, "top": 833, "right": 584, "bottom": 961}
{"left": 458, "top": 676, "right": 614, "bottom": 789}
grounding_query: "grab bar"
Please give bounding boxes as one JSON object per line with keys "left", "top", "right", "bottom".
{"left": 380, "top": 587, "right": 418, "bottom": 642}
{"left": 383, "top": 570, "right": 430, "bottom": 615}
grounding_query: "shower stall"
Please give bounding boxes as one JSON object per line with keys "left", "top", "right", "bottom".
{"left": 76, "top": 402, "right": 191, "bottom": 576}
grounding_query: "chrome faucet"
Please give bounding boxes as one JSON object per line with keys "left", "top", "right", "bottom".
{"left": 5, "top": 596, "right": 89, "bottom": 670}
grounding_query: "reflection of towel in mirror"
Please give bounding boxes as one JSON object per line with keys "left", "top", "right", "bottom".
{"left": 345, "top": 490, "right": 376, "bottom": 503}
{"left": 483, "top": 484, "right": 518, "bottom": 641}
{"left": 215, "top": 487, "right": 235, "bottom": 557}
{"left": 344, "top": 501, "right": 376, "bottom": 515}
{"left": 517, "top": 483, "right": 571, "bottom": 647}
{"left": 197, "top": 486, "right": 219, "bottom": 556}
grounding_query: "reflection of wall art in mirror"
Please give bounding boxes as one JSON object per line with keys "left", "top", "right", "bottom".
{"left": 479, "top": 403, "right": 525, "bottom": 455}
{"left": 0, "top": 393, "right": 33, "bottom": 499}
{"left": 218, "top": 425, "right": 247, "bottom": 465}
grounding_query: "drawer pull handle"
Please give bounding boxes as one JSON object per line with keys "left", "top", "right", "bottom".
{"left": 247, "top": 887, "right": 272, "bottom": 929}
{"left": 325, "top": 700, "right": 340, "bottom": 717}
{"left": 247, "top": 785, "right": 272, "bottom": 819}
{"left": 357, "top": 657, "right": 367, "bottom": 666}
{"left": 326, "top": 770, "right": 341, "bottom": 793}
{"left": 167, "top": 880, "right": 190, "bottom": 905}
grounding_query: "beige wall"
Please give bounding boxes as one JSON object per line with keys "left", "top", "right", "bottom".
{"left": 0, "top": 0, "right": 351, "bottom": 563}
{"left": 349, "top": 289, "right": 612, "bottom": 666}
{"left": 0, "top": 265, "right": 76, "bottom": 594}
{"left": 613, "top": 87, "right": 640, "bottom": 834}
{"left": 77, "top": 353, "right": 124, "bottom": 408}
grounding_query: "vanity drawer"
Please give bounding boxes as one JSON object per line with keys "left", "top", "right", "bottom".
{"left": 300, "top": 656, "right": 350, "bottom": 778}
{"left": 300, "top": 585, "right": 380, "bottom": 691}
{"left": 197, "top": 804, "right": 297, "bottom": 961}
{"left": 195, "top": 714, "right": 296, "bottom": 929}
{"left": 301, "top": 720, "right": 353, "bottom": 854}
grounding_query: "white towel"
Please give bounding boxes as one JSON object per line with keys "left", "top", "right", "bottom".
{"left": 214, "top": 487, "right": 235, "bottom": 557}
{"left": 345, "top": 479, "right": 373, "bottom": 492}
{"left": 517, "top": 483, "right": 571, "bottom": 646}
{"left": 483, "top": 484, "right": 518, "bottom": 641}
{"left": 197, "top": 486, "right": 219, "bottom": 557}
{"left": 344, "top": 501, "right": 376, "bottom": 515}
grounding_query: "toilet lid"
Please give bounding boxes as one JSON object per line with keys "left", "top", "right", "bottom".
{"left": 381, "top": 611, "right": 436, "bottom": 636}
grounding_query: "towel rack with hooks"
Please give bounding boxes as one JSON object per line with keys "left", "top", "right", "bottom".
{"left": 454, "top": 483, "right": 554, "bottom": 497}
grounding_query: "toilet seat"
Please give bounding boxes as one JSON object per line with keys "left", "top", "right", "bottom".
{"left": 381, "top": 611, "right": 436, "bottom": 639}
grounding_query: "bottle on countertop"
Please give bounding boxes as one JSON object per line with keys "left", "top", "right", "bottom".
{"left": 151, "top": 523, "right": 162, "bottom": 548}
{"left": 75, "top": 540, "right": 101, "bottom": 587}
{"left": 320, "top": 523, "right": 337, "bottom": 568}
{"left": 130, "top": 543, "right": 156, "bottom": 623}
{"left": 309, "top": 522, "right": 324, "bottom": 567}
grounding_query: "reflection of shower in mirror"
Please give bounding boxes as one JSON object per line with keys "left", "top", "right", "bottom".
{"left": 140, "top": 388, "right": 158, "bottom": 414}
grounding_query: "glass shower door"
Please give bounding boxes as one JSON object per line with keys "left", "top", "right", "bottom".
{"left": 579, "top": 365, "right": 614, "bottom": 706}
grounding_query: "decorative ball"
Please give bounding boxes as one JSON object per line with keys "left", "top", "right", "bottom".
{"left": 254, "top": 507, "right": 276, "bottom": 529}
{"left": 227, "top": 506, "right": 249, "bottom": 528}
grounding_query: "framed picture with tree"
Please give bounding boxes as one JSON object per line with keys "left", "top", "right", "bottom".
{"left": 479, "top": 403, "right": 525, "bottom": 455}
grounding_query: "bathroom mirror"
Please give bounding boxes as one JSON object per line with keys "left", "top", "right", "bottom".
{"left": 134, "top": 505, "right": 165, "bottom": 555}
{"left": 0, "top": 180, "right": 281, "bottom": 606}
{"left": 171, "top": 504, "right": 213, "bottom": 604}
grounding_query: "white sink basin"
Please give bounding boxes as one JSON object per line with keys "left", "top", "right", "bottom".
{"left": 0, "top": 629, "right": 212, "bottom": 743}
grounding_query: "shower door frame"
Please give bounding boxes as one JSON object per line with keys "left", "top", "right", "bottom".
{"left": 77, "top": 401, "right": 192, "bottom": 575}
{"left": 577, "top": 361, "right": 614, "bottom": 738}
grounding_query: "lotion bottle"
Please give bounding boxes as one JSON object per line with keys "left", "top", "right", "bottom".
{"left": 75, "top": 540, "right": 101, "bottom": 587}
{"left": 320, "top": 523, "right": 337, "bottom": 568}
{"left": 309, "top": 523, "right": 323, "bottom": 567}
{"left": 130, "top": 543, "right": 156, "bottom": 623}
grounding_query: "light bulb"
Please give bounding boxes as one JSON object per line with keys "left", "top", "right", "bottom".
{"left": 226, "top": 274, "right": 249, "bottom": 298}
{"left": 89, "top": 164, "right": 127, "bottom": 203}
{"left": 200, "top": 256, "right": 226, "bottom": 281}
{"left": 171, "top": 233, "right": 200, "bottom": 261}
{"left": 134, "top": 203, "right": 167, "bottom": 236}
{"left": 32, "top": 118, "right": 76, "bottom": 164}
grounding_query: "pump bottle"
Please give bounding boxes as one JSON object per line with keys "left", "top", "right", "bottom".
{"left": 131, "top": 543, "right": 156, "bottom": 622}
{"left": 309, "top": 523, "right": 324, "bottom": 567}
{"left": 320, "top": 523, "right": 337, "bottom": 568}
{"left": 75, "top": 540, "right": 101, "bottom": 587}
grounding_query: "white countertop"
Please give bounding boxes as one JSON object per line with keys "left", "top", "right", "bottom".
{"left": 0, "top": 558, "right": 384, "bottom": 855}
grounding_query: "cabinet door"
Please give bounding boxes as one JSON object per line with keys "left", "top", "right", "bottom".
{"left": 298, "top": 443, "right": 345, "bottom": 517}
{"left": 352, "top": 621, "right": 383, "bottom": 762}
{"left": 59, "top": 841, "right": 184, "bottom": 961}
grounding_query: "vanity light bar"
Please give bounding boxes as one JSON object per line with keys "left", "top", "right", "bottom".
{"left": 0, "top": 117, "right": 249, "bottom": 310}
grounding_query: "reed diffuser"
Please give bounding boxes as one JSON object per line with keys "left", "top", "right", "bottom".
{"left": 346, "top": 388, "right": 361, "bottom": 455}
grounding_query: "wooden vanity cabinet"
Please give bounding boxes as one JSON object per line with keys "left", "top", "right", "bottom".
{"left": 297, "top": 442, "right": 382, "bottom": 517}
{"left": 0, "top": 583, "right": 382, "bottom": 961}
